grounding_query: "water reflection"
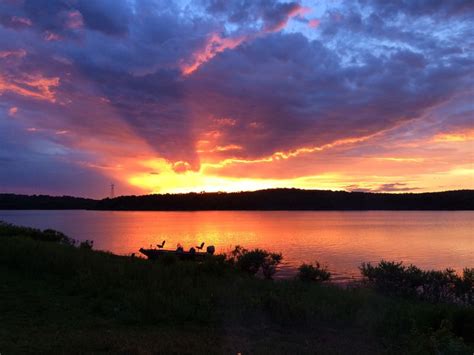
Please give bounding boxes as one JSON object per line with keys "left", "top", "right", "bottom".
{"left": 0, "top": 210, "right": 472, "bottom": 280}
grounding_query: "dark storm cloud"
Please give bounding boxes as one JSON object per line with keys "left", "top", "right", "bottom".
{"left": 74, "top": 0, "right": 130, "bottom": 35}
{"left": 0, "top": 0, "right": 132, "bottom": 36}
{"left": 201, "top": 0, "right": 305, "bottom": 31}
{"left": 186, "top": 30, "right": 472, "bottom": 158}
{"left": 0, "top": 0, "right": 473, "bottom": 194}
{"left": 360, "top": 0, "right": 474, "bottom": 19}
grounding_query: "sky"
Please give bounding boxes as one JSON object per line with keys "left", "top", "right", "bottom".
{"left": 0, "top": 0, "right": 473, "bottom": 198}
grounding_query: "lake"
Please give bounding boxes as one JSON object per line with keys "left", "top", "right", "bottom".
{"left": 0, "top": 210, "right": 472, "bottom": 280}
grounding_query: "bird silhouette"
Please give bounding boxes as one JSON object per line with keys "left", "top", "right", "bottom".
{"left": 157, "top": 240, "right": 166, "bottom": 248}
{"left": 196, "top": 242, "right": 205, "bottom": 250}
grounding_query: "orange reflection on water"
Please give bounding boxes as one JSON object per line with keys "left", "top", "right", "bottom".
{"left": 0, "top": 210, "right": 472, "bottom": 280}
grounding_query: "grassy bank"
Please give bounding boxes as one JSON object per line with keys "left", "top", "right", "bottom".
{"left": 1, "top": 223, "right": 473, "bottom": 354}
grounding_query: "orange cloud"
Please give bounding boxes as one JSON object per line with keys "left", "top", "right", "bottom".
{"left": 197, "top": 144, "right": 243, "bottom": 154}
{"left": 269, "top": 6, "right": 311, "bottom": 32}
{"left": 127, "top": 157, "right": 345, "bottom": 194}
{"left": 182, "top": 5, "right": 309, "bottom": 75}
{"left": 100, "top": 125, "right": 474, "bottom": 196}
{"left": 375, "top": 157, "right": 424, "bottom": 163}
{"left": 172, "top": 161, "right": 193, "bottom": 173}
{"left": 202, "top": 133, "right": 377, "bottom": 169}
{"left": 433, "top": 130, "right": 474, "bottom": 142}
{"left": 181, "top": 33, "right": 246, "bottom": 75}
{"left": 0, "top": 73, "right": 60, "bottom": 102}
{"left": 8, "top": 106, "right": 18, "bottom": 116}
{"left": 128, "top": 157, "right": 473, "bottom": 195}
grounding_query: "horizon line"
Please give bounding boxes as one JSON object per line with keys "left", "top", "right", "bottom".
{"left": 1, "top": 187, "right": 473, "bottom": 201}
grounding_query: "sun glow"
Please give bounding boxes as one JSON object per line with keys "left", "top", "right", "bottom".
{"left": 100, "top": 125, "right": 474, "bottom": 196}
{"left": 434, "top": 130, "right": 474, "bottom": 142}
{"left": 125, "top": 158, "right": 348, "bottom": 194}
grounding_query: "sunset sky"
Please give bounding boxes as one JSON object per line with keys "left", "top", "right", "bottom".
{"left": 0, "top": 0, "right": 473, "bottom": 198}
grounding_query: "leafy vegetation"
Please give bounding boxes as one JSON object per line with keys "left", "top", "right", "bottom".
{"left": 1, "top": 221, "right": 473, "bottom": 353}
{"left": 360, "top": 260, "right": 473, "bottom": 305}
{"left": 297, "top": 261, "right": 331, "bottom": 283}
{"left": 0, "top": 221, "right": 76, "bottom": 245}
{"left": 79, "top": 239, "right": 94, "bottom": 249}
{"left": 226, "top": 245, "right": 283, "bottom": 279}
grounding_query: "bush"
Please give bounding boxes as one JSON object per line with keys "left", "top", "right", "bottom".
{"left": 0, "top": 221, "right": 76, "bottom": 245}
{"left": 226, "top": 245, "right": 282, "bottom": 279}
{"left": 360, "top": 260, "right": 473, "bottom": 305}
{"left": 79, "top": 239, "right": 94, "bottom": 249}
{"left": 456, "top": 268, "right": 474, "bottom": 305}
{"left": 297, "top": 262, "right": 331, "bottom": 283}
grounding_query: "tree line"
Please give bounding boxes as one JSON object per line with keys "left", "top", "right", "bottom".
{"left": 1, "top": 188, "right": 473, "bottom": 210}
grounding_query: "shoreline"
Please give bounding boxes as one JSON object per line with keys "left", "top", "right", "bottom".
{"left": 2, "top": 189, "right": 473, "bottom": 211}
{"left": 1, "top": 221, "right": 473, "bottom": 353}
{"left": 1, "top": 213, "right": 472, "bottom": 283}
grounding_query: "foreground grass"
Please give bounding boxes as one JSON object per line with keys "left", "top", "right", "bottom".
{"left": 0, "top": 226, "right": 473, "bottom": 354}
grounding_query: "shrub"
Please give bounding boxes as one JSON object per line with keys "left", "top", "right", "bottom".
{"left": 0, "top": 221, "right": 76, "bottom": 245}
{"left": 261, "top": 252, "right": 283, "bottom": 279}
{"left": 457, "top": 268, "right": 474, "bottom": 305}
{"left": 42, "top": 229, "right": 76, "bottom": 245}
{"left": 198, "top": 254, "right": 228, "bottom": 275}
{"left": 79, "top": 239, "right": 94, "bottom": 249}
{"left": 297, "top": 262, "right": 331, "bottom": 283}
{"left": 360, "top": 260, "right": 473, "bottom": 305}
{"left": 226, "top": 245, "right": 283, "bottom": 279}
{"left": 360, "top": 261, "right": 420, "bottom": 297}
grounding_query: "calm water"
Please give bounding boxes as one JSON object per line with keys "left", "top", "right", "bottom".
{"left": 1, "top": 210, "right": 472, "bottom": 280}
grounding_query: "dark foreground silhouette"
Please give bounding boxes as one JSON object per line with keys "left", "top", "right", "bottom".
{"left": 1, "top": 188, "right": 473, "bottom": 210}
{"left": 1, "top": 221, "right": 473, "bottom": 353}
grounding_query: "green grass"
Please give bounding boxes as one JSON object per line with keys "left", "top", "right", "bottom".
{"left": 0, "top": 223, "right": 473, "bottom": 354}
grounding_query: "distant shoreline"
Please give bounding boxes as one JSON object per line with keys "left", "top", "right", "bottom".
{"left": 1, "top": 208, "right": 473, "bottom": 212}
{"left": 1, "top": 188, "right": 473, "bottom": 210}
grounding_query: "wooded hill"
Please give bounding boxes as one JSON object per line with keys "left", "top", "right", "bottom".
{"left": 1, "top": 189, "right": 473, "bottom": 210}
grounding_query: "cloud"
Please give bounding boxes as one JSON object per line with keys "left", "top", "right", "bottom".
{"left": 360, "top": 0, "right": 474, "bottom": 19}
{"left": 75, "top": 0, "right": 129, "bottom": 35}
{"left": 182, "top": 1, "right": 309, "bottom": 75}
{"left": 0, "top": 73, "right": 60, "bottom": 102}
{"left": 308, "top": 19, "right": 320, "bottom": 28}
{"left": 346, "top": 183, "right": 421, "bottom": 193}
{"left": 0, "top": 0, "right": 130, "bottom": 39}
{"left": 181, "top": 33, "right": 246, "bottom": 75}
{"left": 0, "top": 49, "right": 26, "bottom": 58}
{"left": 201, "top": 0, "right": 308, "bottom": 31}
{"left": 186, "top": 30, "right": 472, "bottom": 160}
{"left": 8, "top": 106, "right": 18, "bottom": 116}
{"left": 0, "top": 0, "right": 473, "bottom": 195}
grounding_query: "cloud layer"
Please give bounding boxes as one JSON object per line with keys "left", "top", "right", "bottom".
{"left": 0, "top": 0, "right": 473, "bottom": 197}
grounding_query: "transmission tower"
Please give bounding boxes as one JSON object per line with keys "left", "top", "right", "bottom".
{"left": 110, "top": 183, "right": 115, "bottom": 199}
